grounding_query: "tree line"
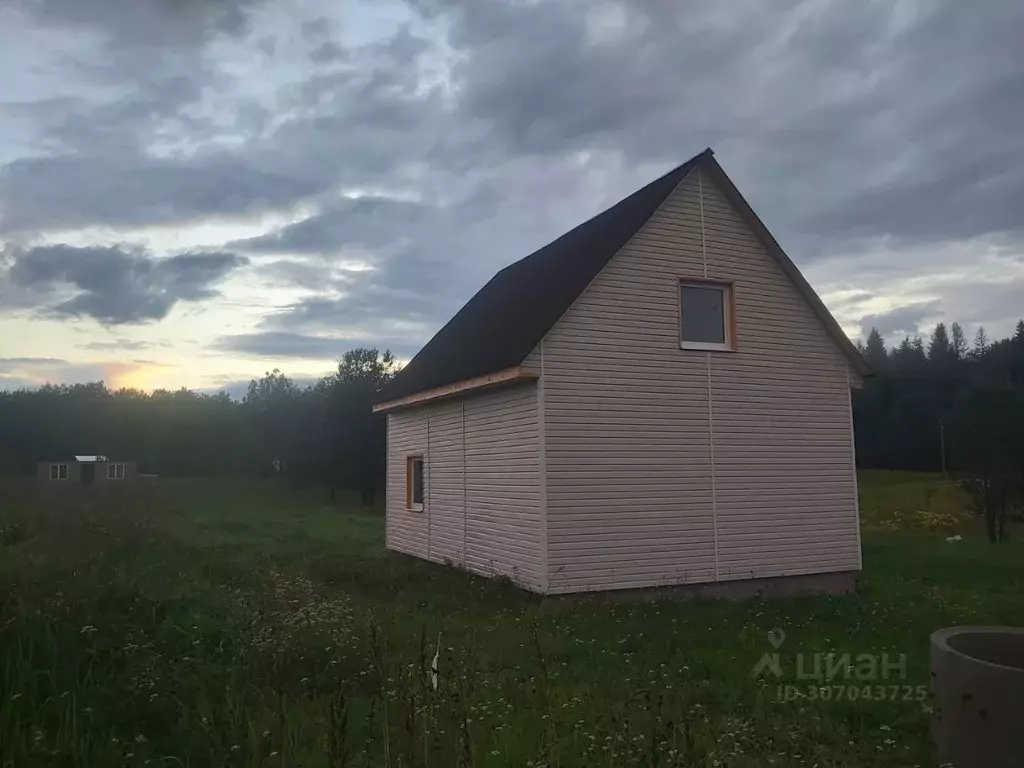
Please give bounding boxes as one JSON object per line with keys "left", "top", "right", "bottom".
{"left": 0, "top": 348, "right": 398, "bottom": 503}
{"left": 853, "top": 320, "right": 1024, "bottom": 470}
{"left": 854, "top": 320, "right": 1024, "bottom": 540}
{"left": 3, "top": 324, "right": 1023, "bottom": 532}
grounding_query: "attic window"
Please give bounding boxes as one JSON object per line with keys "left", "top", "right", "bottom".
{"left": 50, "top": 463, "right": 68, "bottom": 480}
{"left": 406, "top": 456, "right": 424, "bottom": 511}
{"left": 680, "top": 281, "right": 735, "bottom": 351}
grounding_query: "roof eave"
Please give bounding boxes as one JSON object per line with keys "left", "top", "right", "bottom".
{"left": 374, "top": 365, "right": 539, "bottom": 413}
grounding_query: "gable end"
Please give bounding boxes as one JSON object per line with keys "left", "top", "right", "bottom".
{"left": 380, "top": 149, "right": 869, "bottom": 406}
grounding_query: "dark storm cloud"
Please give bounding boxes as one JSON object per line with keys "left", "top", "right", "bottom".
{"left": 7, "top": 245, "right": 248, "bottom": 324}
{"left": 15, "top": 0, "right": 260, "bottom": 49}
{"left": 82, "top": 339, "right": 155, "bottom": 352}
{"left": 309, "top": 41, "right": 347, "bottom": 64}
{"left": 0, "top": 15, "right": 445, "bottom": 238}
{"left": 442, "top": 1, "right": 756, "bottom": 157}
{"left": 244, "top": 246, "right": 462, "bottom": 364}
{"left": 0, "top": 357, "right": 68, "bottom": 371}
{"left": 5, "top": 76, "right": 206, "bottom": 157}
{"left": 0, "top": 154, "right": 319, "bottom": 234}
{"left": 255, "top": 248, "right": 459, "bottom": 343}
{"left": 858, "top": 301, "right": 943, "bottom": 340}
{"left": 234, "top": 197, "right": 431, "bottom": 254}
{"left": 4, "top": 0, "right": 264, "bottom": 158}
{"left": 268, "top": 283, "right": 446, "bottom": 332}
{"left": 246, "top": 198, "right": 506, "bottom": 338}
{"left": 216, "top": 331, "right": 359, "bottom": 358}
{"left": 253, "top": 260, "right": 335, "bottom": 292}
{"left": 215, "top": 331, "right": 417, "bottom": 360}
{"left": 6, "top": 0, "right": 1024, "bottom": 253}
{"left": 257, "top": 27, "right": 450, "bottom": 186}
{"left": 4, "top": 0, "right": 1024, "bottom": 358}
{"left": 428, "top": 0, "right": 1024, "bottom": 250}
{"left": 0, "top": 0, "right": 280, "bottom": 236}
{"left": 237, "top": 186, "right": 517, "bottom": 343}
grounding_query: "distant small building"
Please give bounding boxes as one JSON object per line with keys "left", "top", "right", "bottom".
{"left": 37, "top": 455, "right": 138, "bottom": 485}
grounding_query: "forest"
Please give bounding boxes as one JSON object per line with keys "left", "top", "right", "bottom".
{"left": 2, "top": 322, "right": 1023, "bottom": 501}
{"left": 853, "top": 319, "right": 1024, "bottom": 475}
{"left": 0, "top": 348, "right": 398, "bottom": 502}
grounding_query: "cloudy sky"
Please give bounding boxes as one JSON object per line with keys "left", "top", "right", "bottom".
{"left": 1, "top": 0, "right": 1022, "bottom": 394}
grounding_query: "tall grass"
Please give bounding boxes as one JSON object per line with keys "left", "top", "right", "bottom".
{"left": 857, "top": 470, "right": 973, "bottom": 531}
{"left": 2, "top": 476, "right": 1022, "bottom": 766}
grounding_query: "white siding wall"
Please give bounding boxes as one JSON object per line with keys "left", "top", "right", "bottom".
{"left": 427, "top": 399, "right": 465, "bottom": 565}
{"left": 385, "top": 383, "right": 543, "bottom": 590}
{"left": 540, "top": 169, "right": 860, "bottom": 594}
{"left": 700, "top": 177, "right": 860, "bottom": 580}
{"left": 386, "top": 408, "right": 428, "bottom": 559}
{"left": 522, "top": 346, "right": 543, "bottom": 375}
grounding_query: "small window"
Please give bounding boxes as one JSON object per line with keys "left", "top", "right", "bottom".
{"left": 50, "top": 463, "right": 68, "bottom": 480}
{"left": 406, "top": 456, "right": 424, "bottom": 511}
{"left": 107, "top": 463, "right": 125, "bottom": 480}
{"left": 680, "top": 281, "right": 734, "bottom": 351}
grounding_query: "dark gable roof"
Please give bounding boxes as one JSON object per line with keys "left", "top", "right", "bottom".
{"left": 379, "top": 148, "right": 868, "bottom": 404}
{"left": 378, "top": 150, "right": 709, "bottom": 403}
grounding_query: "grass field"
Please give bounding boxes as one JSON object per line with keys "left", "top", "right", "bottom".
{"left": 1, "top": 473, "right": 1021, "bottom": 767}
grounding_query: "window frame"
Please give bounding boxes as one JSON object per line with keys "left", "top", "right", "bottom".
{"left": 50, "top": 463, "right": 68, "bottom": 480}
{"left": 107, "top": 462, "right": 125, "bottom": 480}
{"left": 406, "top": 455, "right": 425, "bottom": 512}
{"left": 678, "top": 279, "right": 737, "bottom": 352}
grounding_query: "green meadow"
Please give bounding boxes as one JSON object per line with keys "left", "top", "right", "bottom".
{"left": 1, "top": 473, "right": 1020, "bottom": 767}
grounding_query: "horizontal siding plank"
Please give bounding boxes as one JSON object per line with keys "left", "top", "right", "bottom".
{"left": 545, "top": 504, "right": 715, "bottom": 519}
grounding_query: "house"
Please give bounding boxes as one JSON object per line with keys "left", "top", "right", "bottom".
{"left": 38, "top": 455, "right": 138, "bottom": 485}
{"left": 374, "top": 148, "right": 870, "bottom": 596}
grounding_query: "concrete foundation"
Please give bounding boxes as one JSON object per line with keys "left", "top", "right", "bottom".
{"left": 563, "top": 570, "right": 858, "bottom": 600}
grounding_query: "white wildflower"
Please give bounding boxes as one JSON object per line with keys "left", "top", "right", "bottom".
{"left": 431, "top": 632, "right": 441, "bottom": 691}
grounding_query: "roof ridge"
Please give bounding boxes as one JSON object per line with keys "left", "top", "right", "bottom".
{"left": 376, "top": 147, "right": 866, "bottom": 407}
{"left": 499, "top": 150, "right": 710, "bottom": 274}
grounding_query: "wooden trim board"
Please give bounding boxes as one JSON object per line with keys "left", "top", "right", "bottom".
{"left": 374, "top": 366, "right": 538, "bottom": 413}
